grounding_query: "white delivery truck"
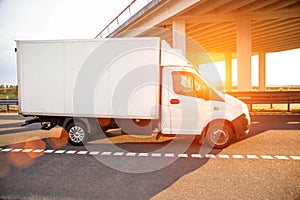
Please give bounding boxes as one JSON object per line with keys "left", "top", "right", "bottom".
{"left": 16, "top": 37, "right": 250, "bottom": 148}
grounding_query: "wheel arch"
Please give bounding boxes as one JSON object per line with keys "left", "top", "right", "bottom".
{"left": 62, "top": 117, "right": 91, "bottom": 132}
{"left": 203, "top": 118, "right": 236, "bottom": 138}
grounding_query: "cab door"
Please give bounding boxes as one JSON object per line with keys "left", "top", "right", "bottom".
{"left": 161, "top": 68, "right": 212, "bottom": 135}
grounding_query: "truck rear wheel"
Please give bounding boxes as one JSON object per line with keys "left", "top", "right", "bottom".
{"left": 204, "top": 122, "right": 233, "bottom": 149}
{"left": 67, "top": 121, "right": 89, "bottom": 146}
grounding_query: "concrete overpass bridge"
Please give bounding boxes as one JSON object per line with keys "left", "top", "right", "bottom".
{"left": 96, "top": 0, "right": 300, "bottom": 91}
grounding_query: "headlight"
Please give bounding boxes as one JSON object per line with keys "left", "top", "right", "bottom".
{"left": 240, "top": 102, "right": 248, "bottom": 113}
{"left": 240, "top": 102, "right": 251, "bottom": 122}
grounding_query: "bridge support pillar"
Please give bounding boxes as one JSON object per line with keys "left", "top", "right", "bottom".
{"left": 172, "top": 19, "right": 186, "bottom": 56}
{"left": 259, "top": 52, "right": 266, "bottom": 91}
{"left": 225, "top": 53, "right": 232, "bottom": 91}
{"left": 237, "top": 16, "right": 252, "bottom": 91}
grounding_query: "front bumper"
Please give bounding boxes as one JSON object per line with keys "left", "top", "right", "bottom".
{"left": 232, "top": 114, "right": 251, "bottom": 138}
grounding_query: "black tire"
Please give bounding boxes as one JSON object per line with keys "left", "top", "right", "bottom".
{"left": 204, "top": 122, "right": 233, "bottom": 149}
{"left": 67, "top": 121, "right": 89, "bottom": 146}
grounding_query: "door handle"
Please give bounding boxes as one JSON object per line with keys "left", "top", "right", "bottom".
{"left": 170, "top": 99, "right": 180, "bottom": 104}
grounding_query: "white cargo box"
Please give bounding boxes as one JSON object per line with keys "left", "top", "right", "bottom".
{"left": 17, "top": 38, "right": 161, "bottom": 119}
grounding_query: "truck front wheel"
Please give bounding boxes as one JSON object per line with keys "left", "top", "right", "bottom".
{"left": 204, "top": 122, "right": 233, "bottom": 149}
{"left": 67, "top": 121, "right": 88, "bottom": 146}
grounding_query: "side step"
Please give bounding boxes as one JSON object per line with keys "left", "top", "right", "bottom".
{"left": 21, "top": 118, "right": 41, "bottom": 126}
{"left": 41, "top": 122, "right": 57, "bottom": 130}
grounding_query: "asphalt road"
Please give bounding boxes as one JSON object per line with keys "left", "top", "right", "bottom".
{"left": 0, "top": 114, "right": 299, "bottom": 200}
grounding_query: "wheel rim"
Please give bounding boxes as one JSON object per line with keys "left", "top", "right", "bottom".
{"left": 69, "top": 125, "right": 85, "bottom": 143}
{"left": 210, "top": 129, "right": 229, "bottom": 146}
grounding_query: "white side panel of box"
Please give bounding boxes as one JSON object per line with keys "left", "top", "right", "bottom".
{"left": 19, "top": 42, "right": 65, "bottom": 114}
{"left": 93, "top": 46, "right": 160, "bottom": 118}
{"left": 64, "top": 41, "right": 101, "bottom": 115}
{"left": 18, "top": 38, "right": 160, "bottom": 118}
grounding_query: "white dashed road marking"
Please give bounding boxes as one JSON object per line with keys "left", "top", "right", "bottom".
{"left": 165, "top": 153, "right": 175, "bottom": 157}
{"left": 178, "top": 153, "right": 188, "bottom": 158}
{"left": 113, "top": 152, "right": 124, "bottom": 156}
{"left": 33, "top": 149, "right": 44, "bottom": 153}
{"left": 54, "top": 150, "right": 65, "bottom": 154}
{"left": 247, "top": 155, "right": 259, "bottom": 159}
{"left": 125, "top": 152, "right": 136, "bottom": 157}
{"left": 66, "top": 150, "right": 77, "bottom": 154}
{"left": 101, "top": 152, "right": 112, "bottom": 156}
{"left": 89, "top": 151, "right": 100, "bottom": 155}
{"left": 77, "top": 151, "right": 88, "bottom": 155}
{"left": 275, "top": 156, "right": 289, "bottom": 160}
{"left": 261, "top": 155, "right": 274, "bottom": 159}
{"left": 205, "top": 154, "right": 216, "bottom": 158}
{"left": 2, "top": 148, "right": 12, "bottom": 152}
{"left": 22, "top": 149, "right": 33, "bottom": 153}
{"left": 1, "top": 148, "right": 299, "bottom": 161}
{"left": 12, "top": 149, "right": 23, "bottom": 152}
{"left": 44, "top": 150, "right": 55, "bottom": 154}
{"left": 218, "top": 154, "right": 230, "bottom": 159}
{"left": 232, "top": 155, "right": 244, "bottom": 159}
{"left": 138, "top": 153, "right": 148, "bottom": 157}
{"left": 191, "top": 154, "right": 202, "bottom": 158}
{"left": 151, "top": 153, "right": 161, "bottom": 157}
{"left": 290, "top": 156, "right": 300, "bottom": 160}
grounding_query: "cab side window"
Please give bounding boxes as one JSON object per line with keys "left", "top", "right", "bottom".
{"left": 172, "top": 73, "right": 195, "bottom": 97}
{"left": 172, "top": 72, "right": 208, "bottom": 99}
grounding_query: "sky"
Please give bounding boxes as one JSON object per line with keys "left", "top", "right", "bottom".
{"left": 0, "top": 0, "right": 299, "bottom": 87}
{"left": 200, "top": 48, "right": 300, "bottom": 87}
{"left": 0, "top": 0, "right": 133, "bottom": 85}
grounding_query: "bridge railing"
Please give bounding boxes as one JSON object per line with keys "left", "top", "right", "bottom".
{"left": 95, "top": 0, "right": 154, "bottom": 39}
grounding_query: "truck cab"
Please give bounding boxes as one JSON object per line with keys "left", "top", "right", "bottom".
{"left": 161, "top": 65, "right": 250, "bottom": 148}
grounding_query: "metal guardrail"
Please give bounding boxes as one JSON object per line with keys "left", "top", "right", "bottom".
{"left": 228, "top": 91, "right": 300, "bottom": 112}
{"left": 1, "top": 92, "right": 300, "bottom": 112}
{"left": 0, "top": 99, "right": 18, "bottom": 111}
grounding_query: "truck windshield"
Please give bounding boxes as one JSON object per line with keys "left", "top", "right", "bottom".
{"left": 193, "top": 67, "right": 225, "bottom": 101}
{"left": 193, "top": 68, "right": 225, "bottom": 93}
